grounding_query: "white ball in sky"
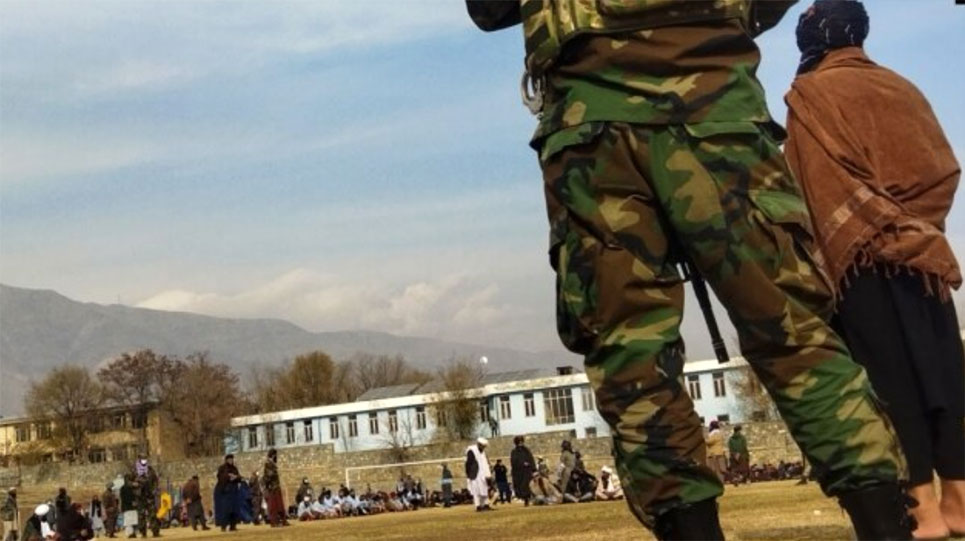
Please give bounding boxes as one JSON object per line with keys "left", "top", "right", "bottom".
{"left": 479, "top": 356, "right": 489, "bottom": 365}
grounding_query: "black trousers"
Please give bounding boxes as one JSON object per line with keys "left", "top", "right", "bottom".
{"left": 833, "top": 265, "right": 965, "bottom": 486}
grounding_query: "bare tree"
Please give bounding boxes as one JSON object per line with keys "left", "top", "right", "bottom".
{"left": 156, "top": 352, "right": 245, "bottom": 457}
{"left": 248, "top": 350, "right": 342, "bottom": 412}
{"left": 431, "top": 358, "right": 485, "bottom": 441}
{"left": 379, "top": 412, "right": 422, "bottom": 465}
{"left": 731, "top": 366, "right": 779, "bottom": 421}
{"left": 344, "top": 353, "right": 432, "bottom": 400}
{"left": 98, "top": 349, "right": 167, "bottom": 446}
{"left": 24, "top": 365, "right": 106, "bottom": 463}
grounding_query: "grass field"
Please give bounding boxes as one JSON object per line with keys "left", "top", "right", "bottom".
{"left": 83, "top": 481, "right": 854, "bottom": 541}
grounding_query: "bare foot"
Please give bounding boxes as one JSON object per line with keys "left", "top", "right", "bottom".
{"left": 910, "top": 482, "right": 951, "bottom": 540}
{"left": 939, "top": 479, "right": 965, "bottom": 535}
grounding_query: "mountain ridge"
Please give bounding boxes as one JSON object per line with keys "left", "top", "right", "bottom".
{"left": 0, "top": 284, "right": 577, "bottom": 416}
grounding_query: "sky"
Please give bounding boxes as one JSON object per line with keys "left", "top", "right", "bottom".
{"left": 2, "top": 1, "right": 964, "bottom": 360}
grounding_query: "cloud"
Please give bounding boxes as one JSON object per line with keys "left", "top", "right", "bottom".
{"left": 0, "top": 135, "right": 159, "bottom": 185}
{"left": 136, "top": 268, "right": 526, "bottom": 349}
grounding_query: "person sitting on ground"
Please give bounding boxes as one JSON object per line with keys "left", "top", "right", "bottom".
{"left": 321, "top": 491, "right": 342, "bottom": 518}
{"left": 307, "top": 496, "right": 329, "bottom": 520}
{"left": 595, "top": 466, "right": 624, "bottom": 501}
{"left": 531, "top": 474, "right": 561, "bottom": 506}
{"left": 296, "top": 497, "right": 316, "bottom": 521}
{"left": 56, "top": 502, "right": 92, "bottom": 541}
{"left": 563, "top": 469, "right": 597, "bottom": 503}
{"left": 21, "top": 504, "right": 48, "bottom": 541}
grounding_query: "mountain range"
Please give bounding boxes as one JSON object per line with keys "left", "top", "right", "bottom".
{"left": 0, "top": 284, "right": 577, "bottom": 417}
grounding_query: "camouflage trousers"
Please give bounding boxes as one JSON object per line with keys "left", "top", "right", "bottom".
{"left": 539, "top": 121, "right": 906, "bottom": 526}
{"left": 137, "top": 501, "right": 159, "bottom": 536}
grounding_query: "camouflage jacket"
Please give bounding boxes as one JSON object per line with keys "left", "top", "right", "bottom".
{"left": 534, "top": 20, "right": 782, "bottom": 158}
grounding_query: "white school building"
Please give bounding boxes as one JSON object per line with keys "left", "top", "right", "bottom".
{"left": 227, "top": 358, "right": 749, "bottom": 455}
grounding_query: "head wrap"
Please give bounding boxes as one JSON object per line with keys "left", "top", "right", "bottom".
{"left": 796, "top": 0, "right": 869, "bottom": 74}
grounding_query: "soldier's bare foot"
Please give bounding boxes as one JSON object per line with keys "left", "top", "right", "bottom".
{"left": 939, "top": 479, "right": 965, "bottom": 535}
{"left": 910, "top": 483, "right": 951, "bottom": 540}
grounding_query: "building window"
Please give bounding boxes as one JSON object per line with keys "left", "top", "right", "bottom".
{"left": 329, "top": 418, "right": 340, "bottom": 440}
{"left": 285, "top": 422, "right": 296, "bottom": 444}
{"left": 368, "top": 413, "right": 379, "bottom": 435}
{"left": 581, "top": 387, "right": 595, "bottom": 412}
{"left": 265, "top": 425, "right": 275, "bottom": 447}
{"left": 717, "top": 414, "right": 730, "bottom": 423}
{"left": 35, "top": 422, "right": 52, "bottom": 440}
{"left": 388, "top": 410, "right": 398, "bottom": 433}
{"left": 303, "top": 421, "right": 314, "bottom": 442}
{"left": 713, "top": 372, "right": 726, "bottom": 397}
{"left": 586, "top": 427, "right": 597, "bottom": 438}
{"left": 88, "top": 448, "right": 107, "bottom": 464}
{"left": 436, "top": 408, "right": 448, "bottom": 428}
{"left": 543, "top": 388, "right": 575, "bottom": 425}
{"left": 499, "top": 396, "right": 512, "bottom": 420}
{"left": 479, "top": 400, "right": 490, "bottom": 422}
{"left": 348, "top": 415, "right": 358, "bottom": 438}
{"left": 416, "top": 407, "right": 427, "bottom": 430}
{"left": 687, "top": 375, "right": 702, "bottom": 400}
{"left": 131, "top": 411, "right": 148, "bottom": 429}
{"left": 111, "top": 445, "right": 130, "bottom": 462}
{"left": 88, "top": 416, "right": 104, "bottom": 433}
{"left": 524, "top": 393, "right": 535, "bottom": 417}
{"left": 15, "top": 424, "right": 30, "bottom": 443}
{"left": 111, "top": 413, "right": 127, "bottom": 429}
{"left": 248, "top": 427, "right": 258, "bottom": 449}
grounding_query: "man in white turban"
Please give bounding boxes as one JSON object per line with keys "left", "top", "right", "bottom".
{"left": 465, "top": 437, "right": 493, "bottom": 512}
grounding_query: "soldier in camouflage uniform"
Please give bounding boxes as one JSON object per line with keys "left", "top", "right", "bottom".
{"left": 132, "top": 457, "right": 160, "bottom": 538}
{"left": 467, "top": 1, "right": 912, "bottom": 539}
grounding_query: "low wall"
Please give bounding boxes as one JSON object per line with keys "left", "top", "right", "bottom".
{"left": 2, "top": 421, "right": 799, "bottom": 511}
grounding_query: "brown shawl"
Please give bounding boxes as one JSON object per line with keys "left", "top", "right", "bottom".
{"left": 784, "top": 47, "right": 961, "bottom": 299}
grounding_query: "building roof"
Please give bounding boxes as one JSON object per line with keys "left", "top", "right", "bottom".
{"left": 231, "top": 358, "right": 746, "bottom": 428}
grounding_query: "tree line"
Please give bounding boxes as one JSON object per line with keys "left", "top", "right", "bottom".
{"left": 21, "top": 349, "right": 484, "bottom": 462}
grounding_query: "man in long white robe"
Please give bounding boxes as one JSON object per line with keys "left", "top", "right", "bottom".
{"left": 465, "top": 437, "right": 492, "bottom": 511}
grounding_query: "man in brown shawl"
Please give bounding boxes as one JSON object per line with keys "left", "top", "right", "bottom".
{"left": 785, "top": 1, "right": 965, "bottom": 538}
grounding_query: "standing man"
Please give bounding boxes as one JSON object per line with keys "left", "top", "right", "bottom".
{"left": 465, "top": 437, "right": 492, "bottom": 512}
{"left": 181, "top": 475, "right": 209, "bottom": 531}
{"left": 466, "top": 0, "right": 911, "bottom": 538}
{"left": 785, "top": 2, "right": 965, "bottom": 537}
{"left": 215, "top": 454, "right": 242, "bottom": 532}
{"left": 728, "top": 426, "right": 750, "bottom": 484}
{"left": 2, "top": 488, "right": 17, "bottom": 541}
{"left": 101, "top": 483, "right": 119, "bottom": 539}
{"left": 262, "top": 449, "right": 288, "bottom": 527}
{"left": 705, "top": 421, "right": 728, "bottom": 483}
{"left": 131, "top": 456, "right": 160, "bottom": 538}
{"left": 440, "top": 465, "right": 454, "bottom": 508}
{"left": 493, "top": 460, "right": 511, "bottom": 504}
{"left": 558, "top": 441, "right": 576, "bottom": 493}
{"left": 510, "top": 436, "right": 535, "bottom": 506}
{"left": 248, "top": 472, "right": 264, "bottom": 526}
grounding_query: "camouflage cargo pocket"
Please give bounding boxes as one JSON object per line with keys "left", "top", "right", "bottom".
{"left": 549, "top": 210, "right": 602, "bottom": 354}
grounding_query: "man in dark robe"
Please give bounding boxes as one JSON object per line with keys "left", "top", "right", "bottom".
{"left": 182, "top": 475, "right": 209, "bottom": 531}
{"left": 214, "top": 454, "right": 242, "bottom": 531}
{"left": 510, "top": 436, "right": 535, "bottom": 506}
{"left": 262, "top": 449, "right": 288, "bottom": 527}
